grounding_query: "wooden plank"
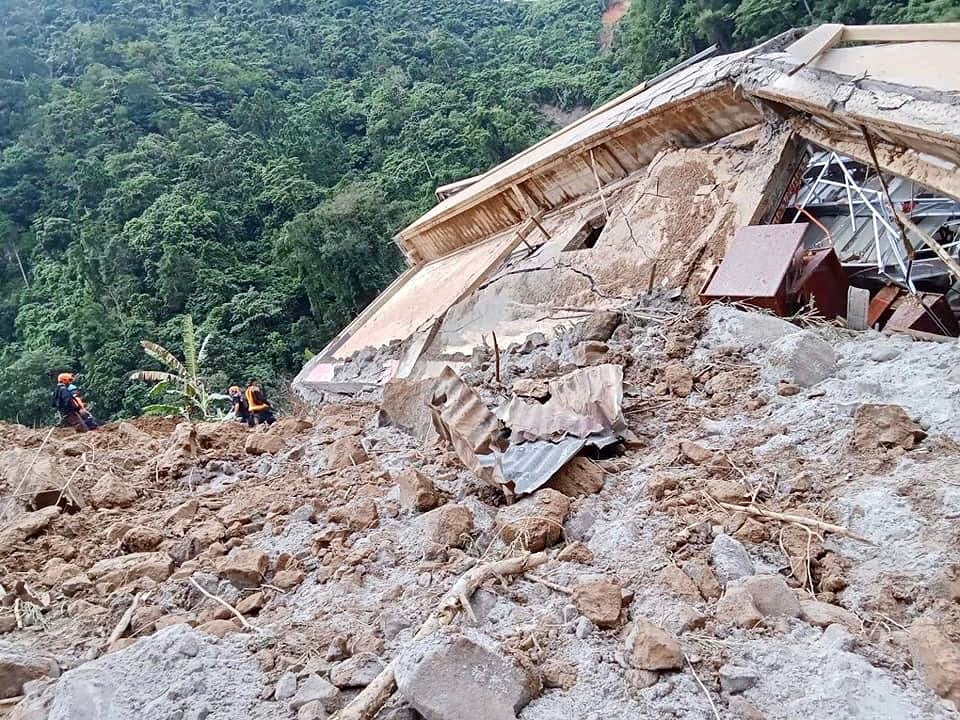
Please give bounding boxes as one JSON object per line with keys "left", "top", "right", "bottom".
{"left": 867, "top": 285, "right": 900, "bottom": 328}
{"left": 895, "top": 209, "right": 960, "bottom": 284}
{"left": 786, "top": 24, "right": 844, "bottom": 71}
{"left": 883, "top": 326, "right": 960, "bottom": 344}
{"left": 842, "top": 23, "right": 960, "bottom": 43}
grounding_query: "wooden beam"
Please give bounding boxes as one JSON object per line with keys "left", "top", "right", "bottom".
{"left": 894, "top": 209, "right": 960, "bottom": 284}
{"left": 842, "top": 23, "right": 960, "bottom": 44}
{"left": 786, "top": 24, "right": 844, "bottom": 72}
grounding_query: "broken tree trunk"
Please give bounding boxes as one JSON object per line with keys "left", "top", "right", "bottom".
{"left": 330, "top": 552, "right": 548, "bottom": 720}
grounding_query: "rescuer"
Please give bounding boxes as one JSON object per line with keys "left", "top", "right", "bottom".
{"left": 244, "top": 378, "right": 276, "bottom": 425}
{"left": 51, "top": 373, "right": 100, "bottom": 431}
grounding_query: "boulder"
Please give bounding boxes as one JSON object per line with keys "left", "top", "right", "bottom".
{"left": 395, "top": 630, "right": 539, "bottom": 720}
{"left": 156, "top": 422, "right": 199, "bottom": 477}
{"left": 545, "top": 457, "right": 605, "bottom": 497}
{"left": 121, "top": 525, "right": 164, "bottom": 553}
{"left": 90, "top": 473, "right": 137, "bottom": 509}
{"left": 0, "top": 640, "right": 59, "bottom": 699}
{"left": 628, "top": 620, "right": 683, "bottom": 671}
{"left": 710, "top": 534, "right": 755, "bottom": 586}
{"left": 417, "top": 504, "right": 474, "bottom": 550}
{"left": 0, "top": 506, "right": 60, "bottom": 552}
{"left": 87, "top": 552, "right": 173, "bottom": 587}
{"left": 395, "top": 468, "right": 439, "bottom": 512}
{"left": 572, "top": 579, "right": 622, "bottom": 628}
{"left": 326, "top": 435, "right": 369, "bottom": 470}
{"left": 217, "top": 548, "right": 268, "bottom": 588}
{"left": 577, "top": 311, "right": 622, "bottom": 342}
{"left": 766, "top": 331, "right": 837, "bottom": 387}
{"left": 497, "top": 488, "right": 570, "bottom": 552}
{"left": 909, "top": 622, "right": 960, "bottom": 708}
{"left": 852, "top": 404, "right": 926, "bottom": 451}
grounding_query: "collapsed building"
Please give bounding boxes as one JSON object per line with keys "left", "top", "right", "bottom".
{"left": 295, "top": 21, "right": 960, "bottom": 396}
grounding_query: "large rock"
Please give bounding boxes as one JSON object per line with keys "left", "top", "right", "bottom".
{"left": 0, "top": 506, "right": 60, "bottom": 552}
{"left": 121, "top": 525, "right": 164, "bottom": 553}
{"left": 0, "top": 640, "right": 59, "bottom": 699}
{"left": 395, "top": 630, "right": 539, "bottom": 720}
{"left": 571, "top": 341, "right": 608, "bottom": 367}
{"left": 497, "top": 489, "right": 570, "bottom": 552}
{"left": 628, "top": 620, "right": 683, "bottom": 671}
{"left": 909, "top": 622, "right": 960, "bottom": 708}
{"left": 417, "top": 504, "right": 474, "bottom": 550}
{"left": 545, "top": 457, "right": 605, "bottom": 497}
{"left": 326, "top": 435, "right": 370, "bottom": 470}
{"left": 766, "top": 331, "right": 837, "bottom": 387}
{"left": 290, "top": 674, "right": 341, "bottom": 712}
{"left": 245, "top": 431, "right": 284, "bottom": 456}
{"left": 710, "top": 534, "right": 755, "bottom": 586}
{"left": 217, "top": 548, "right": 268, "bottom": 588}
{"left": 156, "top": 422, "right": 199, "bottom": 477}
{"left": 664, "top": 362, "right": 694, "bottom": 397}
{"left": 90, "top": 473, "right": 137, "bottom": 509}
{"left": 572, "top": 579, "right": 622, "bottom": 628}
{"left": 329, "top": 654, "right": 385, "bottom": 688}
{"left": 0, "top": 449, "right": 83, "bottom": 521}
{"left": 328, "top": 498, "right": 379, "bottom": 531}
{"left": 87, "top": 552, "right": 173, "bottom": 587}
{"left": 395, "top": 468, "right": 439, "bottom": 512}
{"left": 716, "top": 574, "right": 800, "bottom": 627}
{"left": 852, "top": 404, "right": 926, "bottom": 451}
{"left": 381, "top": 377, "right": 441, "bottom": 446}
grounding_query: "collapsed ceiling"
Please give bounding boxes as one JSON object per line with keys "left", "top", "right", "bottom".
{"left": 293, "top": 22, "right": 960, "bottom": 401}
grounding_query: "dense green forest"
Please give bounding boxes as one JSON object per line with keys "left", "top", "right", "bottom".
{"left": 1, "top": 0, "right": 956, "bottom": 425}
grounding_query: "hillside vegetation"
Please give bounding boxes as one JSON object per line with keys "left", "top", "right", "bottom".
{"left": 1, "top": 0, "right": 955, "bottom": 424}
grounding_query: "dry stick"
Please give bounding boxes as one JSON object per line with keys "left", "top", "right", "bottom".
{"left": 526, "top": 573, "right": 573, "bottom": 595}
{"left": 188, "top": 577, "right": 261, "bottom": 633}
{"left": 712, "top": 498, "right": 873, "bottom": 544}
{"left": 684, "top": 653, "right": 721, "bottom": 720}
{"left": 105, "top": 591, "right": 149, "bottom": 648}
{"left": 331, "top": 552, "right": 548, "bottom": 720}
{"left": 491, "top": 331, "right": 502, "bottom": 386}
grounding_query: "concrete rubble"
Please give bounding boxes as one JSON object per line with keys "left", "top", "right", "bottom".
{"left": 4, "top": 20, "right": 960, "bottom": 720}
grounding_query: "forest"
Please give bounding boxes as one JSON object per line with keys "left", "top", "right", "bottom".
{"left": 0, "top": 0, "right": 956, "bottom": 424}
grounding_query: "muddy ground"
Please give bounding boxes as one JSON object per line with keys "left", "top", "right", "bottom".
{"left": 1, "top": 302, "right": 959, "bottom": 720}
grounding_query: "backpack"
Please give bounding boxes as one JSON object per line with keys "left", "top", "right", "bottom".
{"left": 51, "top": 385, "right": 75, "bottom": 413}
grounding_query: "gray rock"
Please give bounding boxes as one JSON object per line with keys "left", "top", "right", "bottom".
{"left": 870, "top": 346, "right": 901, "bottom": 363}
{"left": 578, "top": 311, "right": 622, "bottom": 342}
{"left": 739, "top": 574, "right": 802, "bottom": 618}
{"left": 575, "top": 617, "right": 596, "bottom": 639}
{"left": 710, "top": 534, "right": 755, "bottom": 586}
{"left": 767, "top": 331, "right": 837, "bottom": 387}
{"left": 0, "top": 640, "right": 59, "bottom": 699}
{"left": 395, "top": 630, "right": 539, "bottom": 720}
{"left": 329, "top": 654, "right": 385, "bottom": 688}
{"left": 820, "top": 623, "right": 855, "bottom": 652}
{"left": 719, "top": 664, "right": 758, "bottom": 694}
{"left": 381, "top": 613, "right": 413, "bottom": 640}
{"left": 290, "top": 505, "right": 315, "bottom": 523}
{"left": 290, "top": 674, "right": 341, "bottom": 712}
{"left": 275, "top": 670, "right": 298, "bottom": 701}
{"left": 297, "top": 700, "right": 328, "bottom": 720}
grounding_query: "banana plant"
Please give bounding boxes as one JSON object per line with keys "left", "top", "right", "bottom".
{"left": 129, "top": 315, "right": 228, "bottom": 420}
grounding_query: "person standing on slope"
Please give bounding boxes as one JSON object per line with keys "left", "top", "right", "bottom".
{"left": 52, "top": 372, "right": 100, "bottom": 431}
{"left": 244, "top": 378, "right": 276, "bottom": 425}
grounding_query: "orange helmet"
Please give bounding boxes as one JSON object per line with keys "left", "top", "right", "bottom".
{"left": 57, "top": 372, "right": 75, "bottom": 385}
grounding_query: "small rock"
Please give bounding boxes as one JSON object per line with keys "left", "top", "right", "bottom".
{"left": 715, "top": 584, "right": 763, "bottom": 628}
{"left": 628, "top": 620, "right": 683, "bottom": 671}
{"left": 680, "top": 441, "right": 714, "bottom": 465}
{"left": 575, "top": 617, "right": 596, "bottom": 639}
{"left": 572, "top": 341, "right": 609, "bottom": 366}
{"left": 87, "top": 552, "right": 173, "bottom": 587}
{"left": 705, "top": 478, "right": 748, "bottom": 503}
{"left": 121, "top": 525, "right": 164, "bottom": 553}
{"left": 395, "top": 468, "right": 439, "bottom": 512}
{"left": 418, "top": 504, "right": 474, "bottom": 550}
{"left": 658, "top": 565, "right": 701, "bottom": 600}
{"left": 245, "top": 431, "right": 284, "bottom": 456}
{"left": 626, "top": 668, "right": 659, "bottom": 690}
{"left": 546, "top": 457, "right": 605, "bottom": 497}
{"left": 739, "top": 574, "right": 801, "bottom": 618}
{"left": 194, "top": 619, "right": 239, "bottom": 638}
{"left": 799, "top": 599, "right": 860, "bottom": 632}
{"left": 664, "top": 362, "right": 694, "bottom": 397}
{"left": 767, "top": 331, "right": 837, "bottom": 387}
{"left": 719, "top": 664, "right": 758, "bottom": 694}
{"left": 820, "top": 623, "right": 855, "bottom": 652}
{"left": 61, "top": 573, "right": 93, "bottom": 596}
{"left": 290, "top": 674, "right": 341, "bottom": 712}
{"left": 681, "top": 559, "right": 721, "bottom": 601}
{"left": 728, "top": 696, "right": 766, "bottom": 720}
{"left": 217, "top": 548, "right": 268, "bottom": 588}
{"left": 578, "top": 310, "right": 622, "bottom": 342}
{"left": 557, "top": 541, "right": 594, "bottom": 564}
{"left": 275, "top": 670, "right": 298, "bottom": 701}
{"left": 870, "top": 346, "right": 900, "bottom": 362}
{"left": 852, "top": 404, "right": 926, "bottom": 451}
{"left": 290, "top": 504, "right": 316, "bottom": 523}
{"left": 328, "top": 498, "right": 379, "bottom": 531}
{"left": 497, "top": 488, "right": 570, "bottom": 552}
{"left": 572, "top": 579, "right": 622, "bottom": 628}
{"left": 647, "top": 472, "right": 680, "bottom": 500}
{"left": 272, "top": 569, "right": 305, "bottom": 591}
{"left": 909, "top": 621, "right": 960, "bottom": 708}
{"left": 90, "top": 472, "right": 137, "bottom": 508}
{"left": 777, "top": 381, "right": 801, "bottom": 396}
{"left": 0, "top": 507, "right": 60, "bottom": 552}
{"left": 236, "top": 592, "right": 265, "bottom": 615}
{"left": 710, "top": 534, "right": 755, "bottom": 586}
{"left": 297, "top": 700, "right": 328, "bottom": 720}
{"left": 511, "top": 378, "right": 550, "bottom": 400}
{"left": 541, "top": 659, "right": 578, "bottom": 690}
{"left": 330, "top": 654, "right": 385, "bottom": 688}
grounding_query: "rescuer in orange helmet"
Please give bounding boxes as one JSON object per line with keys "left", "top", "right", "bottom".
{"left": 51, "top": 372, "right": 100, "bottom": 432}
{"left": 228, "top": 385, "right": 253, "bottom": 427}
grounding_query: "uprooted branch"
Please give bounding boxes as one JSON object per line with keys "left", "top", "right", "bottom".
{"left": 709, "top": 496, "right": 874, "bottom": 545}
{"left": 330, "top": 552, "right": 548, "bottom": 720}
